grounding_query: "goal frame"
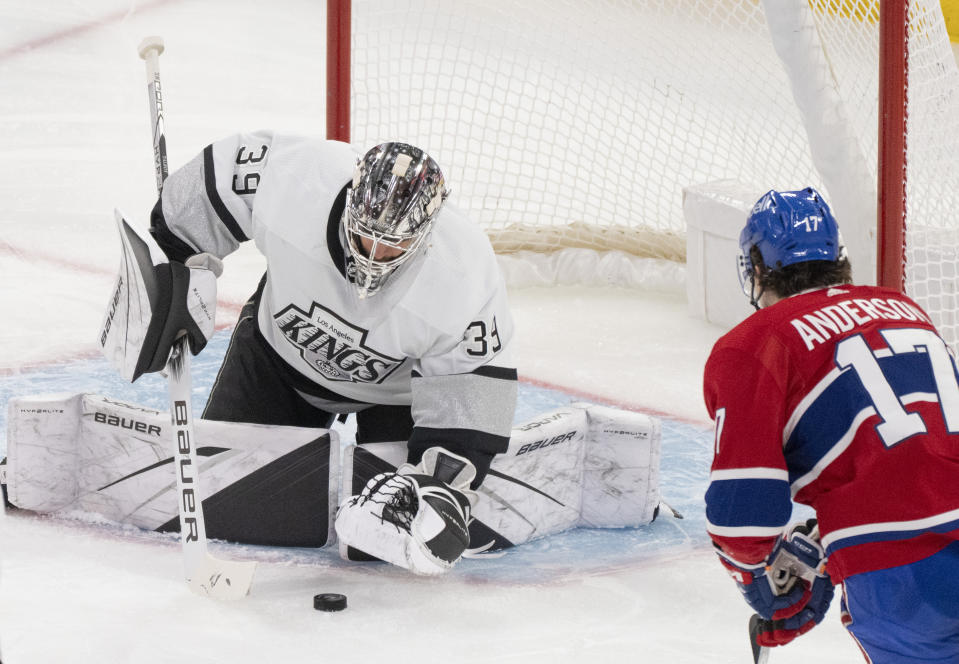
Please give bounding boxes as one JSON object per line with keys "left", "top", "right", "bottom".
{"left": 878, "top": 0, "right": 908, "bottom": 291}
{"left": 326, "top": 0, "right": 350, "bottom": 144}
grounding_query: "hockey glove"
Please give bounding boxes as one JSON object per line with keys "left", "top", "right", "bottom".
{"left": 136, "top": 252, "right": 220, "bottom": 376}
{"left": 334, "top": 447, "right": 477, "bottom": 575}
{"left": 718, "top": 520, "right": 834, "bottom": 647}
{"left": 100, "top": 214, "right": 222, "bottom": 382}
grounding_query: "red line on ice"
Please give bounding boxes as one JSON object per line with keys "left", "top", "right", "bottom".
{"left": 0, "top": 0, "right": 183, "bottom": 61}
{"left": 0, "top": 240, "right": 243, "bottom": 375}
{"left": 0, "top": 0, "right": 221, "bottom": 376}
{"left": 518, "top": 375, "right": 710, "bottom": 427}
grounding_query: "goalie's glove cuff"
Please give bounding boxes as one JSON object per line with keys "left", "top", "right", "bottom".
{"left": 180, "top": 253, "right": 221, "bottom": 353}
{"left": 718, "top": 520, "right": 834, "bottom": 647}
{"left": 334, "top": 449, "right": 477, "bottom": 576}
{"left": 398, "top": 447, "right": 478, "bottom": 508}
{"left": 140, "top": 254, "right": 218, "bottom": 373}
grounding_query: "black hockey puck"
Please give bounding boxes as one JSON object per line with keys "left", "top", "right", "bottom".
{"left": 313, "top": 593, "right": 347, "bottom": 612}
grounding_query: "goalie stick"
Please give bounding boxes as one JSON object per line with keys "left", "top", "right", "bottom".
{"left": 137, "top": 35, "right": 256, "bottom": 599}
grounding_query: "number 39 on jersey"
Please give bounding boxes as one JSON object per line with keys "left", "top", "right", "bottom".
{"left": 462, "top": 316, "right": 503, "bottom": 357}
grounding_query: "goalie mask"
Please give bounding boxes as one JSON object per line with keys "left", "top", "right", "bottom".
{"left": 344, "top": 142, "right": 449, "bottom": 298}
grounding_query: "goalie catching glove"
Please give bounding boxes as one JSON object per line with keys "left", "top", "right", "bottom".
{"left": 718, "top": 519, "right": 834, "bottom": 647}
{"left": 334, "top": 447, "right": 477, "bottom": 575}
{"left": 99, "top": 211, "right": 221, "bottom": 382}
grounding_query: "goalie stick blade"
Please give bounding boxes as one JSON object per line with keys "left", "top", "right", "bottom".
{"left": 748, "top": 614, "right": 770, "bottom": 664}
{"left": 186, "top": 555, "right": 257, "bottom": 600}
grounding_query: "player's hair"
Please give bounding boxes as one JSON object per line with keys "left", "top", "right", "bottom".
{"left": 749, "top": 245, "right": 852, "bottom": 298}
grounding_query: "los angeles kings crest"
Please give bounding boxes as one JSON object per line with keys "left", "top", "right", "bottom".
{"left": 274, "top": 302, "right": 404, "bottom": 383}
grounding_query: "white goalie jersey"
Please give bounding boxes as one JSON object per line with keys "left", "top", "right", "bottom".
{"left": 150, "top": 132, "right": 517, "bottom": 473}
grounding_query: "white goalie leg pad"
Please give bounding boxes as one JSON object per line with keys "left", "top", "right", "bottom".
{"left": 4, "top": 393, "right": 340, "bottom": 547}
{"left": 471, "top": 403, "right": 663, "bottom": 549}
{"left": 471, "top": 407, "right": 588, "bottom": 545}
{"left": 338, "top": 410, "right": 664, "bottom": 558}
{"left": 578, "top": 403, "right": 662, "bottom": 527}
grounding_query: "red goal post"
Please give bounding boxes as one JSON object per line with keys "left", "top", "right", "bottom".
{"left": 878, "top": 0, "right": 908, "bottom": 293}
{"left": 327, "top": 0, "right": 959, "bottom": 346}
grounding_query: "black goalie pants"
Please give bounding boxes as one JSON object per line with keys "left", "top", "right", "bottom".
{"left": 202, "top": 275, "right": 414, "bottom": 444}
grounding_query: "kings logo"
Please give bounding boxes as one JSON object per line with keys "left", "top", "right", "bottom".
{"left": 274, "top": 303, "right": 403, "bottom": 383}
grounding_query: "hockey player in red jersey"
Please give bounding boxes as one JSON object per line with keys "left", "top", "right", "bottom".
{"left": 703, "top": 188, "right": 959, "bottom": 661}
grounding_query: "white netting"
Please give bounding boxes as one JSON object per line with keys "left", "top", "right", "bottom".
{"left": 349, "top": 0, "right": 959, "bottom": 344}
{"left": 351, "top": 0, "right": 825, "bottom": 262}
{"left": 901, "top": 1, "right": 959, "bottom": 348}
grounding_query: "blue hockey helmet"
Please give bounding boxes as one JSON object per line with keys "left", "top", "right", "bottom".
{"left": 738, "top": 187, "right": 841, "bottom": 289}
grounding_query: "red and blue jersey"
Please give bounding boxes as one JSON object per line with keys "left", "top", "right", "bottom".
{"left": 704, "top": 284, "right": 959, "bottom": 583}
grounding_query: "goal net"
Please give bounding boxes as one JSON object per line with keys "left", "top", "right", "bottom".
{"left": 338, "top": 0, "right": 959, "bottom": 346}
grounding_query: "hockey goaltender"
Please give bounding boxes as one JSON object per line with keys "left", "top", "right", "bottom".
{"left": 2, "top": 134, "right": 668, "bottom": 576}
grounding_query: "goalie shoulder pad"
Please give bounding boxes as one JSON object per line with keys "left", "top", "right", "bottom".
{"left": 99, "top": 211, "right": 219, "bottom": 382}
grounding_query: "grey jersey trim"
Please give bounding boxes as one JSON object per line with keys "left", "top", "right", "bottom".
{"left": 411, "top": 371, "right": 517, "bottom": 437}
{"left": 203, "top": 145, "right": 249, "bottom": 243}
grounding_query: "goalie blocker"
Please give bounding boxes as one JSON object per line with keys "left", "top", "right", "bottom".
{"left": 3, "top": 396, "right": 665, "bottom": 554}
{"left": 99, "top": 210, "right": 220, "bottom": 382}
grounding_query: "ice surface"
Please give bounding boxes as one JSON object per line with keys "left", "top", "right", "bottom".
{"left": 0, "top": 2, "right": 861, "bottom": 662}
